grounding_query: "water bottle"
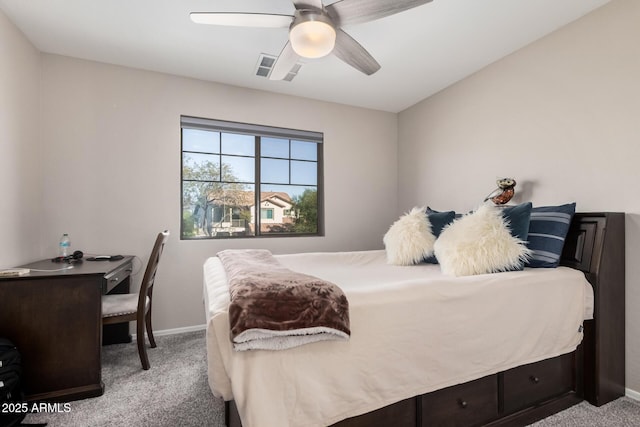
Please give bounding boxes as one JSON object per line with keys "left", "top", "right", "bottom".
{"left": 59, "top": 233, "right": 71, "bottom": 257}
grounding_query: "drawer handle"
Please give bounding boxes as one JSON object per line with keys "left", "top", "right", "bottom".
{"left": 529, "top": 375, "right": 540, "bottom": 384}
{"left": 110, "top": 277, "right": 119, "bottom": 283}
{"left": 457, "top": 399, "right": 468, "bottom": 409}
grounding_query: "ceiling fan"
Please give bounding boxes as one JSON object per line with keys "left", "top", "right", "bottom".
{"left": 190, "top": 0, "right": 433, "bottom": 80}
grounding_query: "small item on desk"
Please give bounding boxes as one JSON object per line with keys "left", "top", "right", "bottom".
{"left": 86, "top": 255, "right": 124, "bottom": 261}
{"left": 52, "top": 250, "right": 84, "bottom": 263}
{"left": 0, "top": 268, "right": 30, "bottom": 277}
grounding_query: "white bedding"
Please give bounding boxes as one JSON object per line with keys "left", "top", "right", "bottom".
{"left": 203, "top": 250, "right": 594, "bottom": 427}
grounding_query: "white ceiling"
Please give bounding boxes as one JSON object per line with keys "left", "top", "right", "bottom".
{"left": 0, "top": 0, "right": 610, "bottom": 113}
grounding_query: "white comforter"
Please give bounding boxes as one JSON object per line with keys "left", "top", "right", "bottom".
{"left": 203, "top": 250, "right": 594, "bottom": 427}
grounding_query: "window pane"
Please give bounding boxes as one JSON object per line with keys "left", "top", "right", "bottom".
{"left": 182, "top": 181, "right": 211, "bottom": 216}
{"left": 183, "top": 129, "right": 220, "bottom": 153}
{"left": 291, "top": 161, "right": 317, "bottom": 185}
{"left": 182, "top": 182, "right": 255, "bottom": 239}
{"left": 261, "top": 137, "right": 289, "bottom": 158}
{"left": 221, "top": 133, "right": 255, "bottom": 156}
{"left": 222, "top": 155, "right": 254, "bottom": 183}
{"left": 259, "top": 190, "right": 294, "bottom": 234}
{"left": 261, "top": 158, "right": 289, "bottom": 184}
{"left": 291, "top": 188, "right": 318, "bottom": 234}
{"left": 182, "top": 153, "right": 220, "bottom": 181}
{"left": 259, "top": 185, "right": 317, "bottom": 235}
{"left": 291, "top": 140, "right": 317, "bottom": 161}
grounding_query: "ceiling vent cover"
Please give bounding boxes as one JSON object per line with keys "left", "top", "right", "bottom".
{"left": 255, "top": 54, "right": 302, "bottom": 81}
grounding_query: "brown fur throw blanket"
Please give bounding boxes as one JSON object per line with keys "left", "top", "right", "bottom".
{"left": 217, "top": 249, "right": 350, "bottom": 351}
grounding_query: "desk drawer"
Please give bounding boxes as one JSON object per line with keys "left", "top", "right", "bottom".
{"left": 503, "top": 353, "right": 575, "bottom": 414}
{"left": 422, "top": 375, "right": 498, "bottom": 427}
{"left": 104, "top": 264, "right": 132, "bottom": 294}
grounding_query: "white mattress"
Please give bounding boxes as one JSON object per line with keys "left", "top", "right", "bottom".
{"left": 203, "top": 250, "right": 594, "bottom": 427}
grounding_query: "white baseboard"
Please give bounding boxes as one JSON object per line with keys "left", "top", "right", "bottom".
{"left": 131, "top": 323, "right": 206, "bottom": 340}
{"left": 626, "top": 387, "right": 640, "bottom": 401}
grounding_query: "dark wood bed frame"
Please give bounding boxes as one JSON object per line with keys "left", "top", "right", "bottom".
{"left": 226, "top": 212, "right": 625, "bottom": 427}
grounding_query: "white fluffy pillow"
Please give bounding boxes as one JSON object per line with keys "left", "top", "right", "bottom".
{"left": 383, "top": 207, "right": 436, "bottom": 265}
{"left": 434, "top": 204, "right": 531, "bottom": 276}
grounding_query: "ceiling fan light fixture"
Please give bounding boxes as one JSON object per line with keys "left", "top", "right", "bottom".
{"left": 290, "top": 14, "right": 336, "bottom": 59}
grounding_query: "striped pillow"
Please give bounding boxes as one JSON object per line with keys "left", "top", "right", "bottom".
{"left": 525, "top": 203, "right": 576, "bottom": 268}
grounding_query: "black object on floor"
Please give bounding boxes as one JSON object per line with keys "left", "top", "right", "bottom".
{"left": 0, "top": 338, "right": 26, "bottom": 427}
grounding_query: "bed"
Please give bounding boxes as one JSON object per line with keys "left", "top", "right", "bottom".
{"left": 203, "top": 212, "right": 625, "bottom": 427}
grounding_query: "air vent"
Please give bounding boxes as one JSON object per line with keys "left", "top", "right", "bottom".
{"left": 255, "top": 53, "right": 302, "bottom": 81}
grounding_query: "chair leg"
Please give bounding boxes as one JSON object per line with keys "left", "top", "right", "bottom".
{"left": 137, "top": 320, "right": 150, "bottom": 370}
{"left": 146, "top": 310, "right": 156, "bottom": 349}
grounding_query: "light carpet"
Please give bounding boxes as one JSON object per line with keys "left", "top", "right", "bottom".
{"left": 23, "top": 330, "right": 225, "bottom": 427}
{"left": 529, "top": 397, "right": 640, "bottom": 427}
{"left": 22, "top": 330, "right": 640, "bottom": 426}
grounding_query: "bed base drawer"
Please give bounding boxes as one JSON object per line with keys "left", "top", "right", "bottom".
{"left": 422, "top": 375, "right": 499, "bottom": 427}
{"left": 331, "top": 397, "right": 417, "bottom": 427}
{"left": 502, "top": 353, "right": 575, "bottom": 414}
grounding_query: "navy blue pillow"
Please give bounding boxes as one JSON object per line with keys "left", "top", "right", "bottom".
{"left": 429, "top": 204, "right": 532, "bottom": 241}
{"left": 500, "top": 202, "right": 532, "bottom": 242}
{"left": 498, "top": 202, "right": 532, "bottom": 271}
{"left": 424, "top": 208, "right": 456, "bottom": 264}
{"left": 525, "top": 203, "right": 576, "bottom": 268}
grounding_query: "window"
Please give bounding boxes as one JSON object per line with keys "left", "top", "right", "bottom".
{"left": 181, "top": 116, "right": 323, "bottom": 239}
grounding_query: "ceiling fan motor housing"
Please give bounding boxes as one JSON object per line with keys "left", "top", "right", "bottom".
{"left": 290, "top": 10, "right": 337, "bottom": 58}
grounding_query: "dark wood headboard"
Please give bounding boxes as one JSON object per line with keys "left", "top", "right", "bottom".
{"left": 560, "top": 212, "right": 625, "bottom": 406}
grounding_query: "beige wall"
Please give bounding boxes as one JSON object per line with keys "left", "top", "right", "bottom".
{"left": 398, "top": 0, "right": 640, "bottom": 393}
{"left": 0, "top": 9, "right": 42, "bottom": 267}
{"left": 38, "top": 54, "right": 398, "bottom": 331}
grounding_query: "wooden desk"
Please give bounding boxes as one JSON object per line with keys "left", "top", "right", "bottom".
{"left": 0, "top": 256, "right": 133, "bottom": 402}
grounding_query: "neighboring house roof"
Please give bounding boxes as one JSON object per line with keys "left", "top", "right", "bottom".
{"left": 260, "top": 192, "right": 292, "bottom": 203}
{"left": 204, "top": 189, "right": 294, "bottom": 208}
{"left": 258, "top": 192, "right": 293, "bottom": 209}
{"left": 262, "top": 199, "right": 287, "bottom": 209}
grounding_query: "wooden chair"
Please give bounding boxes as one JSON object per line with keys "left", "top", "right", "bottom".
{"left": 102, "top": 230, "right": 169, "bottom": 370}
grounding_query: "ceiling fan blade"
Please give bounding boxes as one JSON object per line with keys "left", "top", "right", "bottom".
{"left": 270, "top": 42, "right": 301, "bottom": 80}
{"left": 292, "top": 0, "right": 324, "bottom": 11}
{"left": 332, "top": 29, "right": 381, "bottom": 76}
{"left": 190, "top": 12, "right": 293, "bottom": 28}
{"left": 326, "top": 0, "right": 432, "bottom": 27}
